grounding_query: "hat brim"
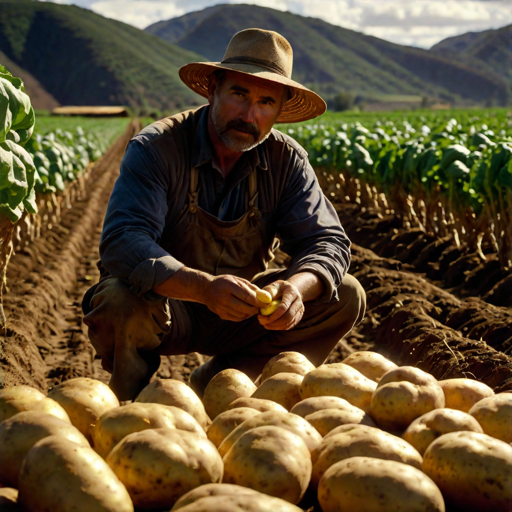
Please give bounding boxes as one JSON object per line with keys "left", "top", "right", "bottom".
{"left": 179, "top": 62, "right": 326, "bottom": 124}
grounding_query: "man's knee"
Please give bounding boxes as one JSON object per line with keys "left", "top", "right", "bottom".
{"left": 334, "top": 273, "right": 366, "bottom": 326}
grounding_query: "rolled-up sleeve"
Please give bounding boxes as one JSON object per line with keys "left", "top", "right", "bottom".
{"left": 100, "top": 140, "right": 184, "bottom": 296}
{"left": 276, "top": 155, "right": 351, "bottom": 303}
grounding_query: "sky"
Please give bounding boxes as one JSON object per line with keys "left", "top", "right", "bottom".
{"left": 40, "top": 0, "right": 512, "bottom": 48}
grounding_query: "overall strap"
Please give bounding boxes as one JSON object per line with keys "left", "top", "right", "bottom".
{"left": 188, "top": 167, "right": 199, "bottom": 213}
{"left": 248, "top": 169, "right": 259, "bottom": 209}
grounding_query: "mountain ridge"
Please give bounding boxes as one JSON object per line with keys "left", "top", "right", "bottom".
{"left": 146, "top": 4, "right": 511, "bottom": 106}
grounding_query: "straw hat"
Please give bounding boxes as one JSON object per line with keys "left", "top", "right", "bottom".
{"left": 179, "top": 28, "right": 326, "bottom": 123}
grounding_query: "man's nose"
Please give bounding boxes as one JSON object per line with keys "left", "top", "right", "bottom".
{"left": 240, "top": 101, "right": 257, "bottom": 124}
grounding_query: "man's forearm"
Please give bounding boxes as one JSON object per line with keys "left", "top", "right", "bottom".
{"left": 153, "top": 266, "right": 213, "bottom": 303}
{"left": 286, "top": 272, "right": 325, "bottom": 302}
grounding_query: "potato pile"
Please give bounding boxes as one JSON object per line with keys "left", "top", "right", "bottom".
{"left": 0, "top": 352, "right": 511, "bottom": 512}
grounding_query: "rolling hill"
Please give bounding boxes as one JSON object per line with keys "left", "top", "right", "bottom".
{"left": 431, "top": 25, "right": 512, "bottom": 84}
{"left": 146, "top": 4, "right": 511, "bottom": 107}
{"left": 0, "top": 1, "right": 206, "bottom": 113}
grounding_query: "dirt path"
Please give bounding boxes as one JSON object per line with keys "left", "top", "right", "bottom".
{"left": 1, "top": 125, "right": 511, "bottom": 394}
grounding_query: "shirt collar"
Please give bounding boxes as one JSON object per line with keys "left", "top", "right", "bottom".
{"left": 191, "top": 105, "right": 269, "bottom": 172}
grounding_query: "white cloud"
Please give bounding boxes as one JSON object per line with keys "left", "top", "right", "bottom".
{"left": 38, "top": 0, "right": 512, "bottom": 47}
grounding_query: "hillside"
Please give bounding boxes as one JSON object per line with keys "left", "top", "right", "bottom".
{"left": 0, "top": 1, "right": 206, "bottom": 113}
{"left": 0, "top": 49, "right": 59, "bottom": 111}
{"left": 146, "top": 4, "right": 511, "bottom": 106}
{"left": 431, "top": 25, "right": 512, "bottom": 83}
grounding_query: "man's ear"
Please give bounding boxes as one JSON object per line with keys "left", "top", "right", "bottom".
{"left": 207, "top": 75, "right": 217, "bottom": 105}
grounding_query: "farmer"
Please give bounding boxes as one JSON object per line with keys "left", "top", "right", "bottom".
{"left": 82, "top": 28, "right": 366, "bottom": 400}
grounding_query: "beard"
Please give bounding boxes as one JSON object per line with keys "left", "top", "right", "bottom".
{"left": 210, "top": 102, "right": 272, "bottom": 152}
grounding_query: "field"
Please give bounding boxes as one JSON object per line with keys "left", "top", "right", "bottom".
{"left": 1, "top": 105, "right": 511, "bottom": 387}
{"left": 1, "top": 105, "right": 511, "bottom": 511}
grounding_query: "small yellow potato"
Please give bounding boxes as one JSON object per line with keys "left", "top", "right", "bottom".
{"left": 305, "top": 407, "right": 377, "bottom": 437}
{"left": 300, "top": 364, "right": 376, "bottom": 414}
{"left": 260, "top": 299, "right": 282, "bottom": 316}
{"left": 290, "top": 396, "right": 356, "bottom": 418}
{"left": 318, "top": 457, "right": 445, "bottom": 512}
{"left": 371, "top": 366, "right": 445, "bottom": 431}
{"left": 0, "top": 386, "right": 70, "bottom": 424}
{"left": 107, "top": 428, "right": 222, "bottom": 510}
{"left": 256, "top": 289, "right": 272, "bottom": 304}
{"left": 48, "top": 378, "right": 120, "bottom": 442}
{"left": 423, "top": 431, "right": 512, "bottom": 512}
{"left": 311, "top": 426, "right": 423, "bottom": 488}
{"left": 135, "top": 378, "right": 210, "bottom": 428}
{"left": 207, "top": 407, "right": 261, "bottom": 448}
{"left": 468, "top": 393, "right": 512, "bottom": 443}
{"left": 260, "top": 352, "right": 315, "bottom": 383}
{"left": 439, "top": 378, "right": 494, "bottom": 412}
{"left": 0, "top": 487, "right": 21, "bottom": 512}
{"left": 171, "top": 483, "right": 302, "bottom": 511}
{"left": 18, "top": 436, "right": 133, "bottom": 512}
{"left": 403, "top": 408, "right": 483, "bottom": 455}
{"left": 223, "top": 425, "right": 312, "bottom": 504}
{"left": 218, "top": 410, "right": 322, "bottom": 457}
{"left": 0, "top": 411, "right": 89, "bottom": 488}
{"left": 92, "top": 402, "right": 206, "bottom": 458}
{"left": 251, "top": 372, "right": 303, "bottom": 411}
{"left": 203, "top": 369, "right": 256, "bottom": 419}
{"left": 340, "top": 351, "right": 398, "bottom": 382}
{"left": 227, "top": 397, "right": 287, "bottom": 413}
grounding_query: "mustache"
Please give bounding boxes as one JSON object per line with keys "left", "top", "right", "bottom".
{"left": 224, "top": 119, "right": 260, "bottom": 138}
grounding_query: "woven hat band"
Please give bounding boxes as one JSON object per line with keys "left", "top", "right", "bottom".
{"left": 221, "top": 56, "right": 289, "bottom": 78}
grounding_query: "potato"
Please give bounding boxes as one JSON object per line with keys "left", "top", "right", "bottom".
{"left": 203, "top": 369, "right": 256, "bottom": 419}
{"left": 227, "top": 397, "right": 287, "bottom": 413}
{"left": 371, "top": 366, "right": 445, "bottom": 431}
{"left": 92, "top": 402, "right": 206, "bottom": 458}
{"left": 0, "top": 386, "right": 70, "bottom": 424}
{"left": 18, "top": 436, "right": 133, "bottom": 512}
{"left": 207, "top": 408, "right": 261, "bottom": 448}
{"left": 171, "top": 483, "right": 302, "bottom": 511}
{"left": 468, "top": 393, "right": 512, "bottom": 443}
{"left": 423, "top": 431, "right": 512, "bottom": 512}
{"left": 311, "top": 426, "right": 423, "bottom": 487}
{"left": 439, "top": 378, "right": 493, "bottom": 412}
{"left": 290, "top": 396, "right": 357, "bottom": 418}
{"left": 318, "top": 457, "right": 445, "bottom": 512}
{"left": 251, "top": 373, "right": 303, "bottom": 411}
{"left": 305, "top": 407, "right": 377, "bottom": 437}
{"left": 260, "top": 352, "right": 315, "bottom": 383}
{"left": 172, "top": 494, "right": 303, "bottom": 512}
{"left": 0, "top": 411, "right": 89, "bottom": 488}
{"left": 340, "top": 351, "right": 397, "bottom": 382}
{"left": 323, "top": 422, "right": 381, "bottom": 440}
{"left": 0, "top": 488, "right": 21, "bottom": 512}
{"left": 403, "top": 408, "right": 483, "bottom": 455}
{"left": 223, "top": 425, "right": 312, "bottom": 504}
{"left": 218, "top": 410, "right": 322, "bottom": 457}
{"left": 135, "top": 378, "right": 210, "bottom": 428}
{"left": 106, "top": 428, "right": 222, "bottom": 510}
{"left": 300, "top": 364, "right": 376, "bottom": 414}
{"left": 48, "top": 378, "right": 120, "bottom": 442}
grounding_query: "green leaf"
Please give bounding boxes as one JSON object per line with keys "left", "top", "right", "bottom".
{"left": 0, "top": 81, "right": 12, "bottom": 144}
{"left": 0, "top": 144, "right": 14, "bottom": 191}
{"left": 4, "top": 139, "right": 36, "bottom": 189}
{"left": 22, "top": 185, "right": 37, "bottom": 214}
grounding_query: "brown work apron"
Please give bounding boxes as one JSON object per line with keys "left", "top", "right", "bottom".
{"left": 160, "top": 165, "right": 276, "bottom": 280}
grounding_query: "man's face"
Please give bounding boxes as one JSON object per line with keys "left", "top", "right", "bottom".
{"left": 208, "top": 70, "right": 286, "bottom": 152}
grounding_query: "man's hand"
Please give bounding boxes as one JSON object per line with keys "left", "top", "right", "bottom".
{"left": 202, "top": 274, "right": 270, "bottom": 322}
{"left": 257, "top": 280, "right": 305, "bottom": 331}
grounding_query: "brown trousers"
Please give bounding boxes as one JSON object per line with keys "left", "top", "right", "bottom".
{"left": 82, "top": 269, "right": 366, "bottom": 399}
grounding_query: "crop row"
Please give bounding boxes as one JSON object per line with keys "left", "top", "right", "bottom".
{"left": 282, "top": 112, "right": 512, "bottom": 268}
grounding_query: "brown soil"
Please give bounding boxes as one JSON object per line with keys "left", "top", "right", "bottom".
{"left": 1, "top": 126, "right": 511, "bottom": 398}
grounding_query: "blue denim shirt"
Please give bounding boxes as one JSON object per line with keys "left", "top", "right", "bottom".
{"left": 100, "top": 106, "right": 351, "bottom": 302}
